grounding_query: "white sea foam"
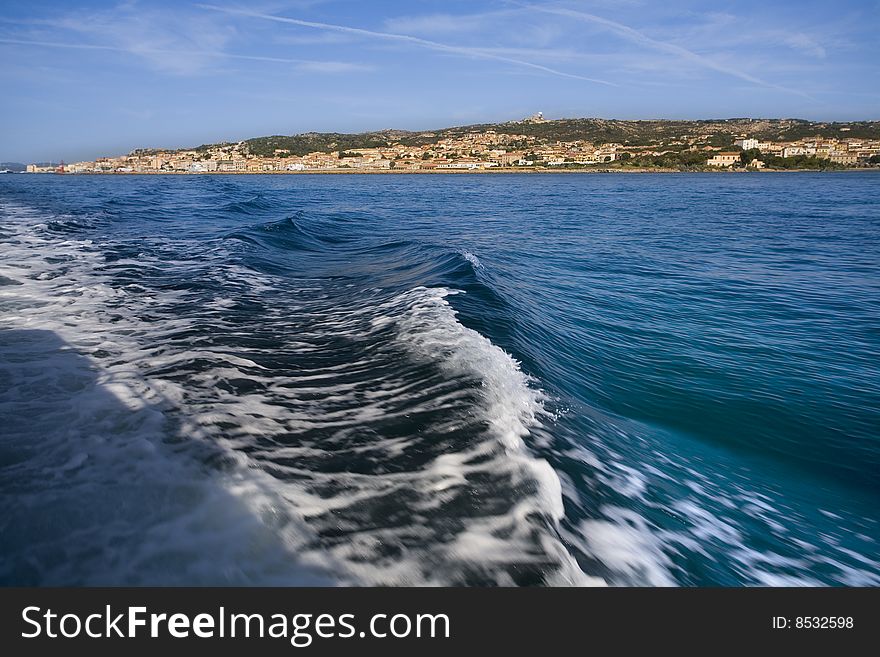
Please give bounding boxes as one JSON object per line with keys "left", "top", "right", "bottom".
{"left": 0, "top": 201, "right": 601, "bottom": 586}
{"left": 394, "top": 287, "right": 542, "bottom": 452}
{"left": 576, "top": 508, "right": 676, "bottom": 587}
{"left": 460, "top": 250, "right": 482, "bottom": 269}
{"left": 0, "top": 204, "right": 332, "bottom": 585}
{"left": 389, "top": 287, "right": 599, "bottom": 584}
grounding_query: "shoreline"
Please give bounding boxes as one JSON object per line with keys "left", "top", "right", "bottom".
{"left": 13, "top": 167, "right": 879, "bottom": 176}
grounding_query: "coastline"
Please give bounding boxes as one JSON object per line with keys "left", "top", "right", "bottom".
{"left": 17, "top": 167, "right": 880, "bottom": 176}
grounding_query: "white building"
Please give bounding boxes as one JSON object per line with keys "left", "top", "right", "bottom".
{"left": 735, "top": 138, "right": 759, "bottom": 151}
{"left": 707, "top": 152, "right": 740, "bottom": 167}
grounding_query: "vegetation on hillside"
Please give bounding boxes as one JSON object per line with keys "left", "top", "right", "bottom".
{"left": 760, "top": 154, "right": 845, "bottom": 170}
{"left": 243, "top": 132, "right": 433, "bottom": 157}
{"left": 617, "top": 151, "right": 710, "bottom": 169}
{"left": 172, "top": 118, "right": 880, "bottom": 157}
{"left": 442, "top": 118, "right": 880, "bottom": 145}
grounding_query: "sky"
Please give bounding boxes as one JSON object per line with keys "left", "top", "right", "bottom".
{"left": 1, "top": 0, "right": 878, "bottom": 163}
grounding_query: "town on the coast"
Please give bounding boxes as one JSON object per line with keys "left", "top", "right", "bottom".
{"left": 23, "top": 115, "right": 880, "bottom": 174}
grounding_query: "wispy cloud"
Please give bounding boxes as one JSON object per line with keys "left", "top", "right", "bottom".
{"left": 296, "top": 60, "right": 372, "bottom": 73}
{"left": 383, "top": 10, "right": 520, "bottom": 35}
{"left": 781, "top": 33, "right": 826, "bottom": 59}
{"left": 0, "top": 37, "right": 371, "bottom": 73}
{"left": 43, "top": 3, "right": 236, "bottom": 75}
{"left": 650, "top": 11, "right": 829, "bottom": 62}
{"left": 198, "top": 4, "right": 617, "bottom": 86}
{"left": 517, "top": 3, "right": 811, "bottom": 97}
{"left": 271, "top": 32, "right": 352, "bottom": 46}
{"left": 0, "top": 37, "right": 122, "bottom": 53}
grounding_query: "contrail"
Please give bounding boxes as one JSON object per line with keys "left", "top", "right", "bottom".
{"left": 0, "top": 37, "right": 120, "bottom": 52}
{"left": 0, "top": 37, "right": 364, "bottom": 69}
{"left": 197, "top": 4, "right": 617, "bottom": 86}
{"left": 516, "top": 3, "right": 812, "bottom": 98}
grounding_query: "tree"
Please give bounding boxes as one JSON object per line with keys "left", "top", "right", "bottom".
{"left": 759, "top": 153, "right": 843, "bottom": 170}
{"left": 740, "top": 148, "right": 762, "bottom": 165}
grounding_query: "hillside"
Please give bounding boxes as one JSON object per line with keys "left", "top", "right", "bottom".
{"left": 450, "top": 118, "right": 880, "bottom": 144}
{"left": 226, "top": 118, "right": 880, "bottom": 157}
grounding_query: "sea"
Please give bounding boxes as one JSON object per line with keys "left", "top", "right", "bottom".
{"left": 1, "top": 172, "right": 878, "bottom": 586}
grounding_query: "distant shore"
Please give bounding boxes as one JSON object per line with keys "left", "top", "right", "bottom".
{"left": 18, "top": 167, "right": 879, "bottom": 176}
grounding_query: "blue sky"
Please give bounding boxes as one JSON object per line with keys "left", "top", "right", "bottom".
{"left": 2, "top": 0, "right": 878, "bottom": 162}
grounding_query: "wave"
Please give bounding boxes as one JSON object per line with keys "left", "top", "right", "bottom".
{"left": 220, "top": 194, "right": 275, "bottom": 215}
{"left": 226, "top": 213, "right": 360, "bottom": 253}
{"left": 460, "top": 250, "right": 482, "bottom": 269}
{"left": 224, "top": 214, "right": 500, "bottom": 308}
{"left": 0, "top": 200, "right": 598, "bottom": 586}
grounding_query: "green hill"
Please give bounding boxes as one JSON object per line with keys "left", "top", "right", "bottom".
{"left": 159, "top": 117, "right": 880, "bottom": 157}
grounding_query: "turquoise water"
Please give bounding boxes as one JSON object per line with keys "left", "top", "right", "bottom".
{"left": 1, "top": 172, "right": 878, "bottom": 585}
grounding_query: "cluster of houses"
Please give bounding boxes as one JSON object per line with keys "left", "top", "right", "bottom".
{"left": 27, "top": 130, "right": 621, "bottom": 173}
{"left": 26, "top": 126, "right": 880, "bottom": 174}
{"left": 706, "top": 136, "right": 878, "bottom": 168}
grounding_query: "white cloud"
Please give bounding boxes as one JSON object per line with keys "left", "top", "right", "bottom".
{"left": 0, "top": 2, "right": 368, "bottom": 76}
{"left": 517, "top": 3, "right": 812, "bottom": 97}
{"left": 296, "top": 60, "right": 373, "bottom": 73}
{"left": 51, "top": 2, "right": 237, "bottom": 75}
{"left": 383, "top": 8, "right": 525, "bottom": 35}
{"left": 782, "top": 33, "right": 826, "bottom": 59}
{"left": 384, "top": 13, "right": 488, "bottom": 35}
{"left": 200, "top": 4, "right": 617, "bottom": 86}
{"left": 0, "top": 37, "right": 370, "bottom": 76}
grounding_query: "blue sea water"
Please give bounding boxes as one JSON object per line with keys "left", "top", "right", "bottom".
{"left": 0, "top": 172, "right": 878, "bottom": 586}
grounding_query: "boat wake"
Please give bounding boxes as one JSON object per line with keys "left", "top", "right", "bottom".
{"left": 0, "top": 201, "right": 598, "bottom": 585}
